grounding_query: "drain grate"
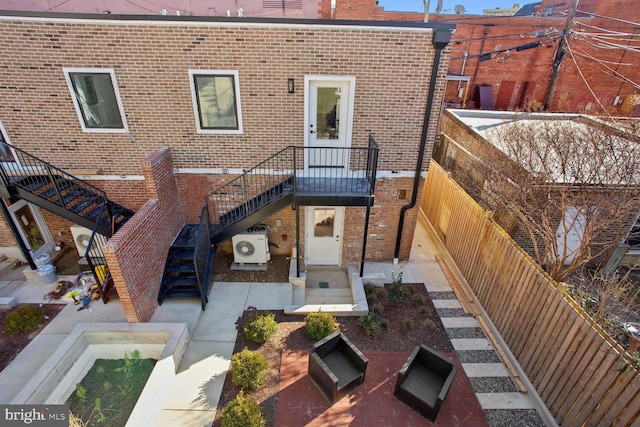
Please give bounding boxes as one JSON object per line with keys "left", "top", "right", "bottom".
{"left": 319, "top": 281, "right": 329, "bottom": 288}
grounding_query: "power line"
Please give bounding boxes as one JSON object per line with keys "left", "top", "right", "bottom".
{"left": 571, "top": 46, "right": 640, "bottom": 90}
{"left": 46, "top": 0, "right": 73, "bottom": 11}
{"left": 565, "top": 40, "right": 617, "bottom": 122}
{"left": 575, "top": 9, "right": 640, "bottom": 28}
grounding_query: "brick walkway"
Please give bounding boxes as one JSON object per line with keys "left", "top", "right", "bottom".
{"left": 276, "top": 349, "right": 489, "bottom": 426}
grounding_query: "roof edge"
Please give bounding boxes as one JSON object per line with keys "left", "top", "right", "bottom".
{"left": 0, "top": 9, "right": 456, "bottom": 30}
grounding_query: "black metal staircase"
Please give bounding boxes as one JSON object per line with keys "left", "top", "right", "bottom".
{"left": 157, "top": 137, "right": 380, "bottom": 309}
{"left": 0, "top": 141, "right": 135, "bottom": 301}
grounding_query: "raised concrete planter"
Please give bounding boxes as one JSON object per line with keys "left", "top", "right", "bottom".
{"left": 11, "top": 322, "right": 189, "bottom": 423}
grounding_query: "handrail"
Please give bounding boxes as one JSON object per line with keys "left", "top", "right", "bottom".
{"left": 194, "top": 205, "right": 211, "bottom": 297}
{"left": 0, "top": 140, "right": 107, "bottom": 197}
{"left": 205, "top": 138, "right": 379, "bottom": 229}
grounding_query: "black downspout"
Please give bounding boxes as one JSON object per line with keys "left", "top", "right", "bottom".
{"left": 0, "top": 199, "right": 36, "bottom": 270}
{"left": 393, "top": 28, "right": 452, "bottom": 263}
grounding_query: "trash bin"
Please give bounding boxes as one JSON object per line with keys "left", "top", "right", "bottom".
{"left": 35, "top": 253, "right": 52, "bottom": 268}
{"left": 36, "top": 264, "right": 57, "bottom": 284}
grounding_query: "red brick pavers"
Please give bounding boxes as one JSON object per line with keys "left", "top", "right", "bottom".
{"left": 276, "top": 350, "right": 488, "bottom": 426}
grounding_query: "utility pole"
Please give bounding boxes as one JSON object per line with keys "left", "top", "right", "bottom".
{"left": 543, "top": 0, "right": 579, "bottom": 110}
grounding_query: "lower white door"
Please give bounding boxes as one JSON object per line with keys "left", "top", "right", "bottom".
{"left": 305, "top": 206, "right": 344, "bottom": 265}
{"left": 8, "top": 200, "right": 55, "bottom": 258}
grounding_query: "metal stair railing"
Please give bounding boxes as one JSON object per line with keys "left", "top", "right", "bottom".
{"left": 194, "top": 205, "right": 212, "bottom": 299}
{"left": 82, "top": 204, "right": 114, "bottom": 303}
{"left": 205, "top": 139, "right": 380, "bottom": 232}
{"left": 0, "top": 140, "right": 116, "bottom": 235}
{"left": 206, "top": 146, "right": 295, "bottom": 229}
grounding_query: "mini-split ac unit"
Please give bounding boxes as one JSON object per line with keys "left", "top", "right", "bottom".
{"left": 70, "top": 224, "right": 105, "bottom": 258}
{"left": 232, "top": 228, "right": 271, "bottom": 264}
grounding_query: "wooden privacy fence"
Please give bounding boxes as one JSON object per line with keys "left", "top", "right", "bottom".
{"left": 421, "top": 160, "right": 640, "bottom": 426}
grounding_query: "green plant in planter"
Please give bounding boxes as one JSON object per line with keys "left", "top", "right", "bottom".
{"left": 230, "top": 348, "right": 268, "bottom": 389}
{"left": 3, "top": 305, "right": 45, "bottom": 336}
{"left": 304, "top": 310, "right": 337, "bottom": 340}
{"left": 360, "top": 311, "right": 389, "bottom": 337}
{"left": 114, "top": 349, "right": 141, "bottom": 379}
{"left": 221, "top": 390, "right": 265, "bottom": 427}
{"left": 244, "top": 312, "right": 278, "bottom": 344}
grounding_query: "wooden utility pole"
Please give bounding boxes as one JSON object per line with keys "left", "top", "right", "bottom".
{"left": 543, "top": 0, "right": 580, "bottom": 110}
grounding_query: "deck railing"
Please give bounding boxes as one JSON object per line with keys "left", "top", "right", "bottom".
{"left": 205, "top": 138, "right": 379, "bottom": 228}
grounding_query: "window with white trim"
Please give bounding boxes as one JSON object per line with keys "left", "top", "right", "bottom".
{"left": 0, "top": 120, "right": 16, "bottom": 162}
{"left": 64, "top": 69, "right": 128, "bottom": 132}
{"left": 189, "top": 70, "right": 243, "bottom": 134}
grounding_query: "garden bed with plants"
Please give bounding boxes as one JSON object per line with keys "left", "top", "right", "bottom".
{"left": 0, "top": 304, "right": 64, "bottom": 373}
{"left": 67, "top": 350, "right": 155, "bottom": 427}
{"left": 213, "top": 280, "right": 453, "bottom": 427}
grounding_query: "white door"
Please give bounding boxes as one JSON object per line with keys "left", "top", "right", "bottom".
{"left": 306, "top": 78, "right": 355, "bottom": 168}
{"left": 8, "top": 200, "right": 55, "bottom": 259}
{"left": 306, "top": 206, "right": 344, "bottom": 265}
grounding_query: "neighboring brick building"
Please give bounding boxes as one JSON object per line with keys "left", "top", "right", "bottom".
{"left": 0, "top": 11, "right": 453, "bottom": 319}
{"left": 320, "top": 0, "right": 640, "bottom": 115}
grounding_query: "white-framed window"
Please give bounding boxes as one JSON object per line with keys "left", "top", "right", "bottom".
{"left": 0, "top": 119, "right": 17, "bottom": 163}
{"left": 63, "top": 68, "right": 128, "bottom": 132}
{"left": 189, "top": 70, "right": 243, "bottom": 134}
{"left": 627, "top": 216, "right": 640, "bottom": 254}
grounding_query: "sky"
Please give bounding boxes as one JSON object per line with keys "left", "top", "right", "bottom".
{"left": 376, "top": 0, "right": 525, "bottom": 15}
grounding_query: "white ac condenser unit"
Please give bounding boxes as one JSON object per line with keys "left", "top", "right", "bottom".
{"left": 70, "top": 224, "right": 105, "bottom": 258}
{"left": 232, "top": 229, "right": 271, "bottom": 264}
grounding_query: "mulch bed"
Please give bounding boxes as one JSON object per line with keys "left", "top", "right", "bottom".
{"left": 0, "top": 303, "right": 65, "bottom": 373}
{"left": 212, "top": 283, "right": 456, "bottom": 426}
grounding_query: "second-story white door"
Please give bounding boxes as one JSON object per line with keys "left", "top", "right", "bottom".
{"left": 305, "top": 77, "right": 355, "bottom": 169}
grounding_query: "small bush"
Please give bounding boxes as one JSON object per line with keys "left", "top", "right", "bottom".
{"left": 422, "top": 319, "right": 437, "bottom": 331}
{"left": 371, "top": 304, "right": 384, "bottom": 316}
{"left": 387, "top": 282, "right": 408, "bottom": 306}
{"left": 230, "top": 348, "right": 268, "bottom": 389}
{"left": 220, "top": 390, "right": 265, "bottom": 427}
{"left": 244, "top": 312, "right": 278, "bottom": 344}
{"left": 411, "top": 294, "right": 426, "bottom": 306}
{"left": 304, "top": 310, "right": 337, "bottom": 340}
{"left": 403, "top": 319, "right": 414, "bottom": 330}
{"left": 364, "top": 286, "right": 386, "bottom": 304}
{"left": 419, "top": 306, "right": 433, "bottom": 318}
{"left": 4, "top": 305, "right": 45, "bottom": 336}
{"left": 360, "top": 311, "right": 389, "bottom": 336}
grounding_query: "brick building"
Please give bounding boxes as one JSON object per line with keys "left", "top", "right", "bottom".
{"left": 321, "top": 0, "right": 640, "bottom": 115}
{"left": 0, "top": 11, "right": 453, "bottom": 320}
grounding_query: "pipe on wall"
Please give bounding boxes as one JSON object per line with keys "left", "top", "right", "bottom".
{"left": 393, "top": 28, "right": 452, "bottom": 263}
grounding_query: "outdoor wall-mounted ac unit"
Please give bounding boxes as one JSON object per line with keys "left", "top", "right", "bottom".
{"left": 70, "top": 224, "right": 105, "bottom": 258}
{"left": 232, "top": 229, "right": 271, "bottom": 264}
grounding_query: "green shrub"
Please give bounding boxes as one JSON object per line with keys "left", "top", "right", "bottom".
{"left": 403, "top": 319, "right": 414, "bottom": 330}
{"left": 360, "top": 311, "right": 389, "bottom": 337}
{"left": 364, "top": 286, "right": 386, "bottom": 304}
{"left": 387, "top": 282, "right": 408, "bottom": 306}
{"left": 371, "top": 304, "right": 384, "bottom": 316}
{"left": 230, "top": 348, "right": 268, "bottom": 389}
{"left": 411, "top": 294, "right": 427, "bottom": 306}
{"left": 419, "top": 306, "right": 433, "bottom": 318}
{"left": 4, "top": 305, "right": 45, "bottom": 336}
{"left": 304, "top": 310, "right": 337, "bottom": 340}
{"left": 244, "top": 312, "right": 278, "bottom": 344}
{"left": 221, "top": 390, "right": 265, "bottom": 427}
{"left": 422, "top": 319, "right": 437, "bottom": 331}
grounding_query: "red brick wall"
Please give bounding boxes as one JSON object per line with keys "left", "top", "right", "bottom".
{"left": 323, "top": 0, "right": 640, "bottom": 115}
{"left": 0, "top": 16, "right": 443, "bottom": 174}
{"left": 104, "top": 147, "right": 184, "bottom": 322}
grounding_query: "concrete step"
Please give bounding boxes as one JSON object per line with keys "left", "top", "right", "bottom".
{"left": 284, "top": 303, "right": 367, "bottom": 317}
{"left": 305, "top": 288, "right": 353, "bottom": 305}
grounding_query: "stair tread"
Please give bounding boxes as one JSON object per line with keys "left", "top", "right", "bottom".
{"left": 162, "top": 276, "right": 199, "bottom": 287}
{"left": 169, "top": 248, "right": 195, "bottom": 259}
{"left": 166, "top": 264, "right": 196, "bottom": 273}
